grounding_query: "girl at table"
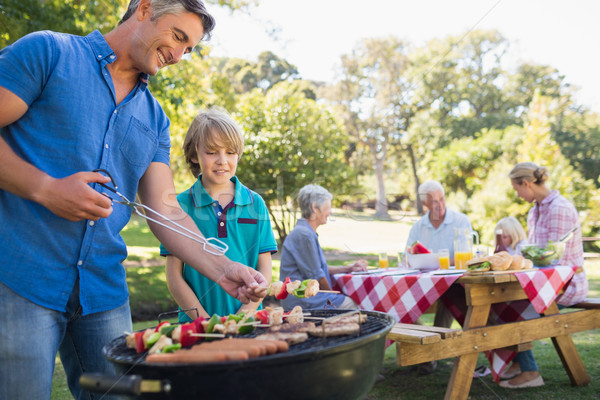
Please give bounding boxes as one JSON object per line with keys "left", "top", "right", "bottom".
{"left": 495, "top": 216, "right": 528, "bottom": 255}
{"left": 500, "top": 162, "right": 588, "bottom": 389}
{"left": 278, "top": 184, "right": 367, "bottom": 311}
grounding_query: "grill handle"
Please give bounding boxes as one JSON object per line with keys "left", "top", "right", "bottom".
{"left": 79, "top": 373, "right": 171, "bottom": 396}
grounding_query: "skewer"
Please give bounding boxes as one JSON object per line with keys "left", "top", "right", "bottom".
{"left": 189, "top": 333, "right": 226, "bottom": 338}
{"left": 318, "top": 290, "right": 341, "bottom": 294}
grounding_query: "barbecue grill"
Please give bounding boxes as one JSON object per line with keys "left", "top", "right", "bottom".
{"left": 80, "top": 309, "right": 395, "bottom": 399}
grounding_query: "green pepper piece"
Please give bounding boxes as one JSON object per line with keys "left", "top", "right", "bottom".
{"left": 237, "top": 316, "right": 255, "bottom": 334}
{"left": 227, "top": 313, "right": 243, "bottom": 322}
{"left": 161, "top": 343, "right": 181, "bottom": 353}
{"left": 159, "top": 325, "right": 177, "bottom": 337}
{"left": 146, "top": 332, "right": 162, "bottom": 348}
{"left": 293, "top": 280, "right": 309, "bottom": 298}
{"left": 206, "top": 314, "right": 221, "bottom": 334}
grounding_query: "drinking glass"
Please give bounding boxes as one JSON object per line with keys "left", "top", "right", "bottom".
{"left": 438, "top": 249, "right": 450, "bottom": 270}
{"left": 378, "top": 253, "right": 389, "bottom": 269}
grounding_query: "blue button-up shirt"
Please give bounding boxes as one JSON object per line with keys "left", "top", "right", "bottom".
{"left": 0, "top": 30, "right": 171, "bottom": 314}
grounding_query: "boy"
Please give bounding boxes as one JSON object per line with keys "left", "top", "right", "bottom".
{"left": 161, "top": 108, "right": 277, "bottom": 320}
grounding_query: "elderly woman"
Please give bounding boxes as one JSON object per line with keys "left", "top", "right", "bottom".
{"left": 279, "top": 184, "right": 366, "bottom": 311}
{"left": 499, "top": 162, "right": 588, "bottom": 389}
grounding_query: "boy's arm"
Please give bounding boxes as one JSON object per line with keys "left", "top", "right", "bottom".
{"left": 165, "top": 255, "right": 209, "bottom": 320}
{"left": 237, "top": 252, "right": 273, "bottom": 314}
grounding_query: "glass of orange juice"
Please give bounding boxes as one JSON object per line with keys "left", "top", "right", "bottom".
{"left": 454, "top": 251, "right": 473, "bottom": 269}
{"left": 438, "top": 249, "right": 450, "bottom": 269}
{"left": 378, "top": 253, "right": 389, "bottom": 269}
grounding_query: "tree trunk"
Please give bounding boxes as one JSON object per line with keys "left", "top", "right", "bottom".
{"left": 370, "top": 142, "right": 390, "bottom": 220}
{"left": 407, "top": 144, "right": 423, "bottom": 215}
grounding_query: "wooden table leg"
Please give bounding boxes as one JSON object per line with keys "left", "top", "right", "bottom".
{"left": 444, "top": 301, "right": 491, "bottom": 400}
{"left": 544, "top": 303, "right": 590, "bottom": 386}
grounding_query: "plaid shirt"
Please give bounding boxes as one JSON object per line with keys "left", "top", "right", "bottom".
{"left": 527, "top": 190, "right": 587, "bottom": 305}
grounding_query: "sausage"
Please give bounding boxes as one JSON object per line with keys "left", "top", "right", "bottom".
{"left": 145, "top": 350, "right": 228, "bottom": 364}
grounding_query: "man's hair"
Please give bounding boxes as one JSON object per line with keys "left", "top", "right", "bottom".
{"left": 183, "top": 107, "right": 244, "bottom": 178}
{"left": 120, "top": 0, "right": 215, "bottom": 40}
{"left": 297, "top": 185, "right": 333, "bottom": 219}
{"left": 417, "top": 180, "right": 444, "bottom": 203}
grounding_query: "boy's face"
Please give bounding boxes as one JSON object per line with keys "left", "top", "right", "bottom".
{"left": 194, "top": 137, "right": 239, "bottom": 188}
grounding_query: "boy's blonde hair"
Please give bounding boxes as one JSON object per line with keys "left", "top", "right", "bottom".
{"left": 183, "top": 108, "right": 244, "bottom": 177}
{"left": 495, "top": 216, "right": 527, "bottom": 250}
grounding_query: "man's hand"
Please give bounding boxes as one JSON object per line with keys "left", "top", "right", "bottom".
{"left": 215, "top": 261, "right": 269, "bottom": 304}
{"left": 36, "top": 171, "right": 114, "bottom": 221}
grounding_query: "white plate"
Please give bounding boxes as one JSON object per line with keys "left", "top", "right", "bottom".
{"left": 429, "top": 270, "right": 464, "bottom": 275}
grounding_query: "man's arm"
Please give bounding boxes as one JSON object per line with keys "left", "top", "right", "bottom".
{"left": 0, "top": 86, "right": 114, "bottom": 221}
{"left": 137, "top": 162, "right": 268, "bottom": 303}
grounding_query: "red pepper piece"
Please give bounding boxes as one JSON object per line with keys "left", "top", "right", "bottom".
{"left": 255, "top": 310, "right": 269, "bottom": 325}
{"left": 220, "top": 316, "right": 228, "bottom": 323}
{"left": 193, "top": 316, "right": 206, "bottom": 334}
{"left": 155, "top": 321, "right": 169, "bottom": 332}
{"left": 179, "top": 323, "right": 197, "bottom": 347}
{"left": 134, "top": 331, "right": 145, "bottom": 353}
{"left": 276, "top": 277, "right": 291, "bottom": 300}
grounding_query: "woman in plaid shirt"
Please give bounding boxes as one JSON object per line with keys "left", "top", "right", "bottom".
{"left": 498, "top": 162, "right": 589, "bottom": 389}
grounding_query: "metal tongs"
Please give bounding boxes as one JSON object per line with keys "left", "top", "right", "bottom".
{"left": 93, "top": 169, "right": 228, "bottom": 256}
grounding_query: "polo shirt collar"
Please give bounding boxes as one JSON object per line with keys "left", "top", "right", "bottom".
{"left": 191, "top": 175, "right": 253, "bottom": 207}
{"left": 86, "top": 30, "right": 149, "bottom": 89}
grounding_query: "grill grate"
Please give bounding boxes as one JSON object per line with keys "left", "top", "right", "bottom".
{"left": 105, "top": 309, "right": 394, "bottom": 366}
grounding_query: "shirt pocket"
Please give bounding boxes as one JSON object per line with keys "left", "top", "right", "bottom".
{"left": 119, "top": 116, "right": 158, "bottom": 167}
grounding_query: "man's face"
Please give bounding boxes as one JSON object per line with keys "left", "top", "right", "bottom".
{"left": 423, "top": 190, "right": 446, "bottom": 222}
{"left": 133, "top": 6, "right": 205, "bottom": 75}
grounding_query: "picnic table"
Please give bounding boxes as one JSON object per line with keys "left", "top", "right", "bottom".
{"left": 333, "top": 266, "right": 597, "bottom": 400}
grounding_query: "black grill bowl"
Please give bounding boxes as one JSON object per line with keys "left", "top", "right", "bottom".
{"left": 82, "top": 309, "right": 395, "bottom": 400}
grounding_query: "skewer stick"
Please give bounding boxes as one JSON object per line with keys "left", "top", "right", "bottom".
{"left": 319, "top": 290, "right": 341, "bottom": 294}
{"left": 189, "top": 333, "right": 226, "bottom": 338}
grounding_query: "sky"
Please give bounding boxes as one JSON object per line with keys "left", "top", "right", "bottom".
{"left": 207, "top": 0, "right": 600, "bottom": 112}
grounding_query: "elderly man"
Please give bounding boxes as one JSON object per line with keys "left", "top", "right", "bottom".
{"left": 0, "top": 1, "right": 267, "bottom": 398}
{"left": 407, "top": 180, "right": 472, "bottom": 263}
{"left": 406, "top": 180, "right": 472, "bottom": 373}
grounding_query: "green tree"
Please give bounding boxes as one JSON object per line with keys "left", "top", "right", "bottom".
{"left": 235, "top": 81, "right": 357, "bottom": 245}
{"left": 325, "top": 37, "right": 416, "bottom": 219}
{"left": 0, "top": 0, "right": 256, "bottom": 47}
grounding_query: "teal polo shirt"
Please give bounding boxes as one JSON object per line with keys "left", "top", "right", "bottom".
{"left": 160, "top": 175, "right": 277, "bottom": 320}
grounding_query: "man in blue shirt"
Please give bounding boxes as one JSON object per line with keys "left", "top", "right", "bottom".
{"left": 0, "top": 1, "right": 268, "bottom": 399}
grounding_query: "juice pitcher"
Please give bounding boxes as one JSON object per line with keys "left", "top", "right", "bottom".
{"left": 453, "top": 228, "right": 479, "bottom": 269}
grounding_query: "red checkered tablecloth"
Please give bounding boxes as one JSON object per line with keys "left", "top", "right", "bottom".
{"left": 450, "top": 266, "right": 577, "bottom": 382}
{"left": 335, "top": 266, "right": 577, "bottom": 383}
{"left": 333, "top": 270, "right": 463, "bottom": 323}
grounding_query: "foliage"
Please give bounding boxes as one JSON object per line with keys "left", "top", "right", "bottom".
{"left": 235, "top": 81, "right": 357, "bottom": 244}
{"left": 432, "top": 93, "right": 600, "bottom": 244}
{"left": 325, "top": 36, "right": 416, "bottom": 219}
{"left": 0, "top": 0, "right": 255, "bottom": 47}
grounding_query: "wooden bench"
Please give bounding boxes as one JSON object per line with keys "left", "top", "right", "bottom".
{"left": 387, "top": 323, "right": 532, "bottom": 366}
{"left": 571, "top": 297, "right": 600, "bottom": 309}
{"left": 386, "top": 297, "right": 600, "bottom": 368}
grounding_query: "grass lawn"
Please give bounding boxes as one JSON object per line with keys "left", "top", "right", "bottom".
{"left": 52, "top": 214, "right": 600, "bottom": 399}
